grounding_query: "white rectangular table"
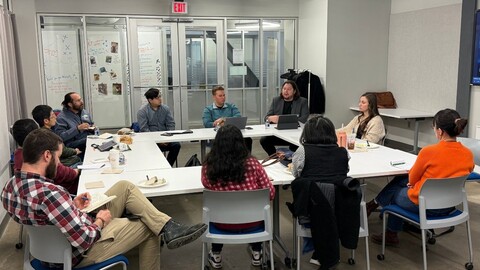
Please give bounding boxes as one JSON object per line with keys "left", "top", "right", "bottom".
{"left": 350, "top": 107, "right": 435, "bottom": 154}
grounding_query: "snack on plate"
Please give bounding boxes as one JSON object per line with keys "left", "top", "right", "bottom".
{"left": 120, "top": 135, "right": 133, "bottom": 145}
{"left": 117, "top": 128, "right": 133, "bottom": 135}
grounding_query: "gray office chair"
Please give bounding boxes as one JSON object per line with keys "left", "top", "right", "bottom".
{"left": 293, "top": 201, "right": 370, "bottom": 270}
{"left": 377, "top": 175, "right": 473, "bottom": 270}
{"left": 202, "top": 189, "right": 274, "bottom": 269}
{"left": 24, "top": 225, "right": 129, "bottom": 270}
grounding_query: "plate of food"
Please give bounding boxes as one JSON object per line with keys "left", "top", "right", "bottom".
{"left": 284, "top": 163, "right": 293, "bottom": 175}
{"left": 137, "top": 176, "right": 167, "bottom": 188}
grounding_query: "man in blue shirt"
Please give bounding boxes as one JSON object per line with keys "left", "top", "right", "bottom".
{"left": 202, "top": 86, "right": 252, "bottom": 152}
{"left": 137, "top": 88, "right": 180, "bottom": 166}
{"left": 55, "top": 92, "right": 95, "bottom": 157}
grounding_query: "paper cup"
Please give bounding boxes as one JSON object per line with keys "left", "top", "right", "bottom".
{"left": 109, "top": 149, "right": 120, "bottom": 169}
{"left": 347, "top": 134, "right": 356, "bottom": 150}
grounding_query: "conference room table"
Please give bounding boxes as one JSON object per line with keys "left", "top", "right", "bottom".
{"left": 350, "top": 107, "right": 435, "bottom": 154}
{"left": 78, "top": 124, "right": 420, "bottom": 264}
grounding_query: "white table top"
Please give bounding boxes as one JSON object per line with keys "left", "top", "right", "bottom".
{"left": 349, "top": 107, "right": 435, "bottom": 119}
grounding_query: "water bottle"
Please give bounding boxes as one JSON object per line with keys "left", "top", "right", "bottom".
{"left": 94, "top": 127, "right": 99, "bottom": 136}
{"left": 265, "top": 119, "right": 270, "bottom": 129}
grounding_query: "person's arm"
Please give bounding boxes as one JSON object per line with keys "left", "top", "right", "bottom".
{"left": 292, "top": 145, "right": 305, "bottom": 178}
{"left": 55, "top": 115, "right": 83, "bottom": 142}
{"left": 60, "top": 145, "right": 78, "bottom": 159}
{"left": 252, "top": 159, "right": 275, "bottom": 200}
{"left": 363, "top": 116, "right": 386, "bottom": 144}
{"left": 45, "top": 190, "right": 101, "bottom": 253}
{"left": 164, "top": 107, "right": 176, "bottom": 131}
{"left": 53, "top": 164, "right": 79, "bottom": 186}
{"left": 137, "top": 107, "right": 150, "bottom": 132}
{"left": 264, "top": 98, "right": 276, "bottom": 122}
{"left": 230, "top": 103, "right": 241, "bottom": 118}
{"left": 202, "top": 106, "right": 215, "bottom": 128}
{"left": 337, "top": 115, "right": 358, "bottom": 134}
{"left": 408, "top": 148, "right": 429, "bottom": 186}
{"left": 297, "top": 98, "right": 309, "bottom": 123}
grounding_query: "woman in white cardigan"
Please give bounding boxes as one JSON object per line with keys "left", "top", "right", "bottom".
{"left": 338, "top": 93, "right": 385, "bottom": 144}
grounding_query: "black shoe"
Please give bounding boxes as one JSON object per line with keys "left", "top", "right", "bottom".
{"left": 162, "top": 220, "right": 207, "bottom": 249}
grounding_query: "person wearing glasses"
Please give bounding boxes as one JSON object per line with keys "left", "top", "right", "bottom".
{"left": 137, "top": 88, "right": 180, "bottom": 166}
{"left": 55, "top": 92, "right": 96, "bottom": 155}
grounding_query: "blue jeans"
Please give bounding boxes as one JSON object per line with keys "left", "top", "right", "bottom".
{"left": 375, "top": 176, "right": 454, "bottom": 232}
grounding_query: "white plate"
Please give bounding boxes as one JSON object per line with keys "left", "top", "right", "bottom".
{"left": 137, "top": 178, "right": 167, "bottom": 188}
{"left": 284, "top": 168, "right": 293, "bottom": 175}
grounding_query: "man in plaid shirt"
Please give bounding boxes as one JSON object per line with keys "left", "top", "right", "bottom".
{"left": 2, "top": 128, "right": 207, "bottom": 269}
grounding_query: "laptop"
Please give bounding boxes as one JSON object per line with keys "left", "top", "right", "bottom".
{"left": 224, "top": 116, "right": 248, "bottom": 130}
{"left": 275, "top": 114, "right": 299, "bottom": 130}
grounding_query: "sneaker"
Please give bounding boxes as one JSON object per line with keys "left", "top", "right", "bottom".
{"left": 250, "top": 247, "right": 262, "bottom": 266}
{"left": 309, "top": 258, "right": 320, "bottom": 266}
{"left": 208, "top": 250, "right": 222, "bottom": 269}
{"left": 161, "top": 220, "right": 207, "bottom": 249}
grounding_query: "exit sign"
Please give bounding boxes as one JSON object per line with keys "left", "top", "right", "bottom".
{"left": 172, "top": 1, "right": 188, "bottom": 14}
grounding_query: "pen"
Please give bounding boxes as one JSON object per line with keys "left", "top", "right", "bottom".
{"left": 81, "top": 196, "right": 89, "bottom": 201}
{"left": 100, "top": 164, "right": 105, "bottom": 168}
{"left": 146, "top": 175, "right": 149, "bottom": 181}
{"left": 366, "top": 140, "right": 370, "bottom": 147}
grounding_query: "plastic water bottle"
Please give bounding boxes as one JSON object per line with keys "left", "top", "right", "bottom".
{"left": 94, "top": 127, "right": 99, "bottom": 136}
{"left": 265, "top": 119, "right": 270, "bottom": 129}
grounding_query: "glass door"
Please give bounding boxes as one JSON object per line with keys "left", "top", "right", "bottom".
{"left": 130, "top": 18, "right": 224, "bottom": 129}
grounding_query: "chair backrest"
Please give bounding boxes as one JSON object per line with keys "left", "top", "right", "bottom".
{"left": 202, "top": 189, "right": 271, "bottom": 225}
{"left": 457, "top": 137, "right": 480, "bottom": 165}
{"left": 24, "top": 225, "right": 72, "bottom": 269}
{"left": 419, "top": 175, "right": 469, "bottom": 211}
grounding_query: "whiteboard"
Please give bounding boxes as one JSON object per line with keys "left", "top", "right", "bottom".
{"left": 42, "top": 30, "right": 83, "bottom": 109}
{"left": 87, "top": 30, "right": 128, "bottom": 128}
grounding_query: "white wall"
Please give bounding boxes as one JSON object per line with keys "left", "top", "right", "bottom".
{"left": 391, "top": 0, "right": 462, "bottom": 14}
{"left": 386, "top": 2, "right": 462, "bottom": 146}
{"left": 325, "top": 0, "right": 391, "bottom": 127}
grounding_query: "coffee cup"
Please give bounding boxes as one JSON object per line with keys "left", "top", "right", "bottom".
{"left": 108, "top": 149, "right": 120, "bottom": 169}
{"left": 118, "top": 142, "right": 128, "bottom": 151}
{"left": 347, "top": 134, "right": 356, "bottom": 150}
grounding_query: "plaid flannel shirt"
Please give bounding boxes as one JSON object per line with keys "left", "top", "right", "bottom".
{"left": 1, "top": 171, "right": 101, "bottom": 266}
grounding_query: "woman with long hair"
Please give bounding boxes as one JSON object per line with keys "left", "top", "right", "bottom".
{"left": 201, "top": 124, "right": 275, "bottom": 269}
{"left": 368, "top": 108, "right": 474, "bottom": 245}
{"left": 338, "top": 92, "right": 385, "bottom": 144}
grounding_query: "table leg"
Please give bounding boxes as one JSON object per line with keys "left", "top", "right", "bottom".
{"left": 413, "top": 120, "right": 420, "bottom": 154}
{"left": 273, "top": 186, "right": 291, "bottom": 264}
{"left": 200, "top": 140, "right": 207, "bottom": 162}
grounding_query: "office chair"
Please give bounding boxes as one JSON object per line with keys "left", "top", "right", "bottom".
{"left": 202, "top": 189, "right": 274, "bottom": 270}
{"left": 293, "top": 201, "right": 370, "bottom": 270}
{"left": 457, "top": 137, "right": 480, "bottom": 165}
{"left": 377, "top": 175, "right": 473, "bottom": 270}
{"left": 23, "top": 225, "right": 129, "bottom": 270}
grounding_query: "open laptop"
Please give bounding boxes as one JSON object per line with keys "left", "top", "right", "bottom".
{"left": 275, "top": 114, "right": 299, "bottom": 130}
{"left": 224, "top": 116, "right": 248, "bottom": 130}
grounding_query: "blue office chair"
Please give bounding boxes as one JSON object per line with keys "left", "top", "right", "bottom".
{"left": 377, "top": 175, "right": 473, "bottom": 270}
{"left": 24, "top": 225, "right": 129, "bottom": 270}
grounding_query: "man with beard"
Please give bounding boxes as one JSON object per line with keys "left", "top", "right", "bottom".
{"left": 11, "top": 119, "right": 79, "bottom": 194}
{"left": 55, "top": 92, "right": 95, "bottom": 156}
{"left": 2, "top": 128, "right": 207, "bottom": 269}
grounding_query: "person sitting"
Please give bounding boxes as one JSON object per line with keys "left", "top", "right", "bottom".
{"left": 55, "top": 92, "right": 96, "bottom": 157}
{"left": 11, "top": 119, "right": 79, "bottom": 194}
{"left": 32, "top": 104, "right": 82, "bottom": 167}
{"left": 337, "top": 92, "right": 385, "bottom": 144}
{"left": 290, "top": 115, "right": 360, "bottom": 269}
{"left": 202, "top": 85, "right": 252, "bottom": 152}
{"left": 367, "top": 108, "right": 474, "bottom": 246}
{"left": 2, "top": 128, "right": 207, "bottom": 269}
{"left": 137, "top": 88, "right": 180, "bottom": 166}
{"left": 201, "top": 125, "right": 275, "bottom": 269}
{"left": 260, "top": 80, "right": 309, "bottom": 155}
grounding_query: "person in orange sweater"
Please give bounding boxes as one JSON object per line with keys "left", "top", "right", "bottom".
{"left": 367, "top": 108, "right": 474, "bottom": 245}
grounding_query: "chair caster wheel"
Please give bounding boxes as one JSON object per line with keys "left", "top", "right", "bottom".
{"left": 15, "top": 243, "right": 23, "bottom": 249}
{"left": 465, "top": 262, "right": 473, "bottom": 270}
{"left": 284, "top": 257, "right": 291, "bottom": 268}
{"left": 377, "top": 254, "right": 385, "bottom": 261}
{"left": 348, "top": 258, "right": 355, "bottom": 265}
{"left": 427, "top": 238, "right": 436, "bottom": 245}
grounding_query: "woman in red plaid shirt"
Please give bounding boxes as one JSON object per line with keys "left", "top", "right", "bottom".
{"left": 201, "top": 125, "right": 275, "bottom": 269}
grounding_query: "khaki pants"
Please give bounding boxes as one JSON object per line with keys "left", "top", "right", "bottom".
{"left": 76, "top": 181, "right": 171, "bottom": 270}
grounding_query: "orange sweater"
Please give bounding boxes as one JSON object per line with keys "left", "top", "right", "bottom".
{"left": 407, "top": 141, "right": 474, "bottom": 205}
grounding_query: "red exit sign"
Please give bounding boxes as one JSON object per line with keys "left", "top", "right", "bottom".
{"left": 172, "top": 1, "right": 188, "bottom": 14}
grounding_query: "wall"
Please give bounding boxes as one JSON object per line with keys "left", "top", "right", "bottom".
{"left": 386, "top": 1, "right": 462, "bottom": 146}
{"left": 324, "top": 0, "right": 391, "bottom": 127}
{"left": 11, "top": 0, "right": 300, "bottom": 117}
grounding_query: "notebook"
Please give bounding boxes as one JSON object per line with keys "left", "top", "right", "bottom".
{"left": 224, "top": 116, "right": 248, "bottom": 130}
{"left": 275, "top": 114, "right": 299, "bottom": 130}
